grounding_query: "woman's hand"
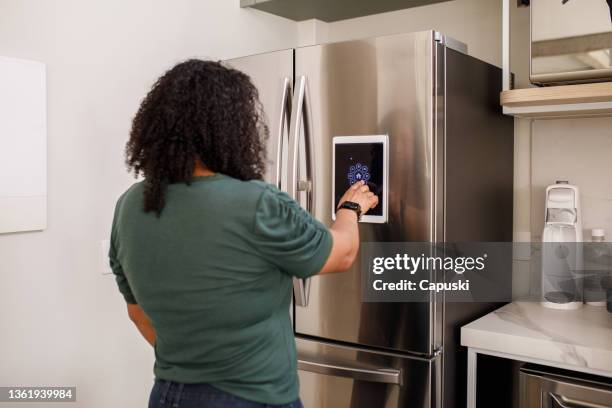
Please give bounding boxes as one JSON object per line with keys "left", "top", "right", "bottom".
{"left": 337, "top": 180, "right": 379, "bottom": 215}
{"left": 127, "top": 304, "right": 156, "bottom": 347}
{"left": 319, "top": 181, "right": 379, "bottom": 275}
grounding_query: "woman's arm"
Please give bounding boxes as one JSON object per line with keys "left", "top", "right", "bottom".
{"left": 319, "top": 180, "right": 378, "bottom": 274}
{"left": 127, "top": 304, "right": 156, "bottom": 347}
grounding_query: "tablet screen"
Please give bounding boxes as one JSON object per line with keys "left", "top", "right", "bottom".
{"left": 334, "top": 142, "right": 384, "bottom": 217}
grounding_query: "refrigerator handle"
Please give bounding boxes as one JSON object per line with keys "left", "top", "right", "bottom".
{"left": 287, "top": 75, "right": 315, "bottom": 212}
{"left": 288, "top": 75, "right": 315, "bottom": 307}
{"left": 298, "top": 357, "right": 402, "bottom": 385}
{"left": 275, "top": 77, "right": 292, "bottom": 190}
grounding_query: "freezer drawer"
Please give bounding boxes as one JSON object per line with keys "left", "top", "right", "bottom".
{"left": 297, "top": 337, "right": 440, "bottom": 408}
{"left": 520, "top": 365, "right": 612, "bottom": 408}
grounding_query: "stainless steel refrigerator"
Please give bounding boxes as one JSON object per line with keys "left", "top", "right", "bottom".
{"left": 226, "top": 30, "right": 514, "bottom": 408}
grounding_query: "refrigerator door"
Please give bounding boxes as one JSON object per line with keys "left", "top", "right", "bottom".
{"left": 225, "top": 50, "right": 293, "bottom": 188}
{"left": 297, "top": 337, "right": 440, "bottom": 408}
{"left": 292, "top": 31, "right": 442, "bottom": 355}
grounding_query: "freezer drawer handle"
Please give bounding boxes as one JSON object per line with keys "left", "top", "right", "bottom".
{"left": 298, "top": 358, "right": 402, "bottom": 385}
{"left": 549, "top": 392, "right": 609, "bottom": 408}
{"left": 289, "top": 75, "right": 316, "bottom": 308}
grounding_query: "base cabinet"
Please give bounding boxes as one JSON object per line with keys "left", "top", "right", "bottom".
{"left": 520, "top": 365, "right": 612, "bottom": 408}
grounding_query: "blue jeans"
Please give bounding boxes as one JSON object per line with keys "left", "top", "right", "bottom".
{"left": 148, "top": 379, "right": 304, "bottom": 408}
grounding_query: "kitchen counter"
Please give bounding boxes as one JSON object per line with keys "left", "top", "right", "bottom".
{"left": 462, "top": 301, "right": 612, "bottom": 375}
{"left": 460, "top": 302, "right": 612, "bottom": 407}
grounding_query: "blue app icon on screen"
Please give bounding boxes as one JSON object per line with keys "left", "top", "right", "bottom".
{"left": 348, "top": 163, "right": 370, "bottom": 185}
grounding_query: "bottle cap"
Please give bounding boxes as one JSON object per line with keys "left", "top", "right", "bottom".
{"left": 591, "top": 228, "right": 605, "bottom": 238}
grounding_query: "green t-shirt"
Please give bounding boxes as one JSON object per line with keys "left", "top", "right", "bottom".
{"left": 109, "top": 174, "right": 332, "bottom": 405}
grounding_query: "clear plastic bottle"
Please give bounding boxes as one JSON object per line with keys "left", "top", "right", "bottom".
{"left": 585, "top": 229, "right": 608, "bottom": 306}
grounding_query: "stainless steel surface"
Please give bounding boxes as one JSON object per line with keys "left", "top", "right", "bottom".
{"left": 531, "top": 0, "right": 612, "bottom": 85}
{"left": 442, "top": 46, "right": 514, "bottom": 408}
{"left": 297, "top": 337, "right": 439, "bottom": 408}
{"left": 434, "top": 31, "right": 468, "bottom": 55}
{"left": 433, "top": 40, "right": 446, "bottom": 408}
{"left": 224, "top": 50, "right": 293, "bottom": 185}
{"left": 521, "top": 366, "right": 612, "bottom": 408}
{"left": 297, "top": 358, "right": 401, "bottom": 385}
{"left": 549, "top": 392, "right": 610, "bottom": 408}
{"left": 294, "top": 31, "right": 440, "bottom": 355}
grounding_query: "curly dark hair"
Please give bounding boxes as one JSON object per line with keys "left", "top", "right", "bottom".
{"left": 125, "top": 59, "right": 268, "bottom": 216}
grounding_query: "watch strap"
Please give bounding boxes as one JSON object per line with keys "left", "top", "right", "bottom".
{"left": 337, "top": 201, "right": 362, "bottom": 220}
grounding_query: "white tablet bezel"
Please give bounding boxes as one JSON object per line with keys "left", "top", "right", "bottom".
{"left": 332, "top": 135, "right": 389, "bottom": 224}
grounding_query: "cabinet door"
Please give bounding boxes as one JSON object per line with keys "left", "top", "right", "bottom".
{"left": 520, "top": 368, "right": 612, "bottom": 408}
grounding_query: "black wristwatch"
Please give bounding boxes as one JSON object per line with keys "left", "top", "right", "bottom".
{"left": 337, "top": 201, "right": 362, "bottom": 220}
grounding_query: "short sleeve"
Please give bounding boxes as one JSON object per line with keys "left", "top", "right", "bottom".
{"left": 109, "top": 197, "right": 138, "bottom": 304}
{"left": 253, "top": 186, "right": 333, "bottom": 279}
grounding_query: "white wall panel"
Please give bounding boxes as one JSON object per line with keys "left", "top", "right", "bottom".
{"left": 0, "top": 56, "right": 46, "bottom": 233}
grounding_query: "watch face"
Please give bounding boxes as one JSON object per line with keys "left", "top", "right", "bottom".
{"left": 342, "top": 201, "right": 360, "bottom": 211}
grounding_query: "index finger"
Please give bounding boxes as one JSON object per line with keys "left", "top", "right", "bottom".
{"left": 350, "top": 180, "right": 365, "bottom": 190}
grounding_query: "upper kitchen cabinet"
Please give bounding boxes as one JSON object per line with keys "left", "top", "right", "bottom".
{"left": 240, "top": 0, "right": 453, "bottom": 22}
{"left": 501, "top": 0, "right": 612, "bottom": 118}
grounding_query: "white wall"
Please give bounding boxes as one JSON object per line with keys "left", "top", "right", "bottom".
{"left": 0, "top": 1, "right": 296, "bottom": 407}
{"left": 531, "top": 118, "right": 612, "bottom": 240}
{"left": 0, "top": 57, "right": 47, "bottom": 234}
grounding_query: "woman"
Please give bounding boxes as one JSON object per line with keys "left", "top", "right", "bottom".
{"left": 110, "top": 59, "right": 378, "bottom": 408}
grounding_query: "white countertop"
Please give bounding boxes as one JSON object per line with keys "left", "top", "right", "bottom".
{"left": 461, "top": 302, "right": 612, "bottom": 377}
